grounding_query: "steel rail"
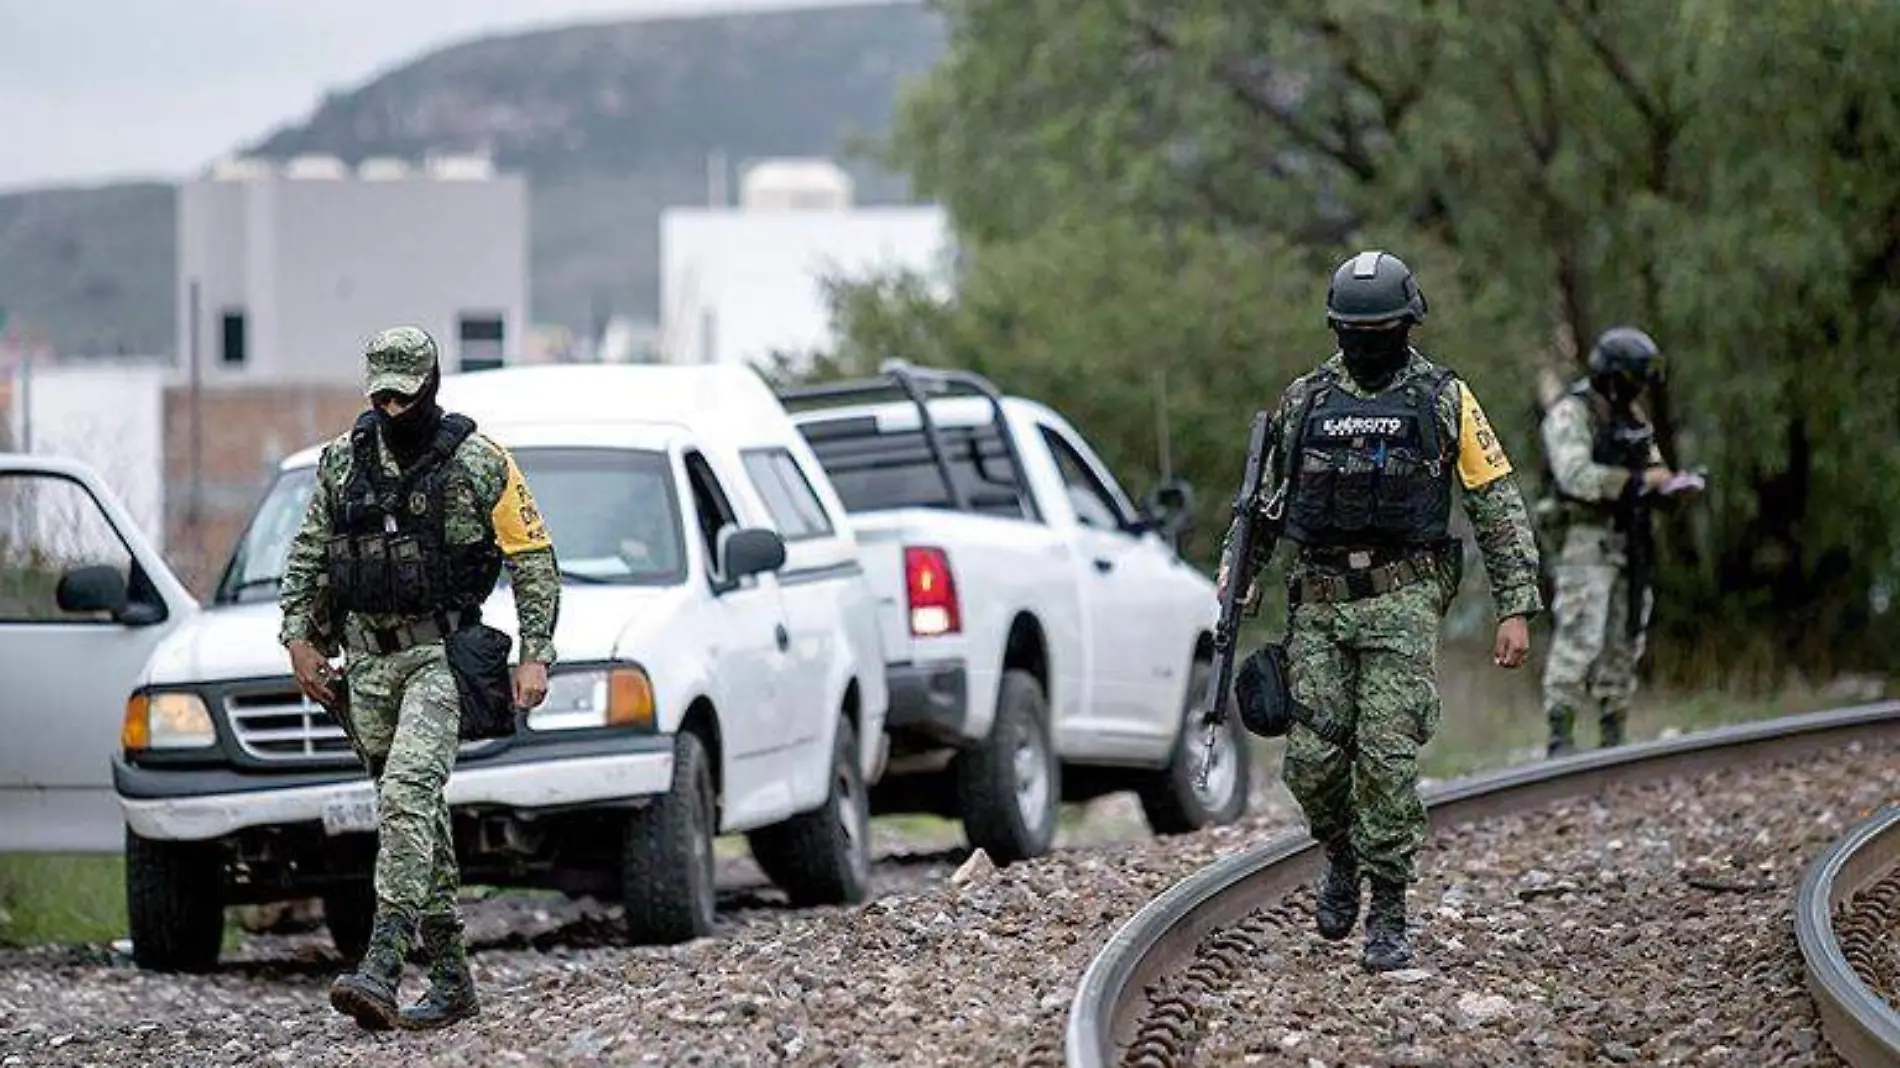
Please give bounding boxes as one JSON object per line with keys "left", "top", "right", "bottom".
{"left": 1798, "top": 802, "right": 1900, "bottom": 1066}
{"left": 1066, "top": 701, "right": 1900, "bottom": 1068}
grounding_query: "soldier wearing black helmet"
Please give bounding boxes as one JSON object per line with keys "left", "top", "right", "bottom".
{"left": 1219, "top": 249, "right": 1544, "bottom": 971}
{"left": 1536, "top": 325, "right": 1698, "bottom": 756}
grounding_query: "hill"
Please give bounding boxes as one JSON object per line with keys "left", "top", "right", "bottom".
{"left": 0, "top": 1, "right": 944, "bottom": 357}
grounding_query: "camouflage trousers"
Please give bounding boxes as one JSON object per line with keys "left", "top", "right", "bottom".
{"left": 1541, "top": 525, "right": 1653, "bottom": 749}
{"left": 343, "top": 642, "right": 462, "bottom": 920}
{"left": 1282, "top": 578, "right": 1445, "bottom": 886}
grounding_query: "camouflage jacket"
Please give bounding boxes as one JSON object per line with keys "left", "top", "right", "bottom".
{"left": 1234, "top": 351, "right": 1544, "bottom": 621}
{"left": 277, "top": 418, "right": 562, "bottom": 664}
{"left": 1539, "top": 386, "right": 1664, "bottom": 528}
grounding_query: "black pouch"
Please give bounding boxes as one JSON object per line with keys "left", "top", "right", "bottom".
{"left": 1235, "top": 643, "right": 1298, "bottom": 739}
{"left": 1234, "top": 643, "right": 1355, "bottom": 750}
{"left": 444, "top": 623, "right": 518, "bottom": 741}
{"left": 387, "top": 534, "right": 429, "bottom": 616}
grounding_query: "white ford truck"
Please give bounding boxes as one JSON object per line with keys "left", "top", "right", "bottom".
{"left": 2, "top": 364, "right": 890, "bottom": 971}
{"left": 780, "top": 363, "right": 1249, "bottom": 861}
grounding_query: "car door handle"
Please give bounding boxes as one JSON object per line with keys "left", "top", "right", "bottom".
{"left": 775, "top": 624, "right": 790, "bottom": 651}
{"left": 1092, "top": 557, "right": 1114, "bottom": 574}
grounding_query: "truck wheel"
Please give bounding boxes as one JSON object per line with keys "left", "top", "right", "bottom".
{"left": 746, "top": 717, "right": 872, "bottom": 906}
{"left": 321, "top": 879, "right": 375, "bottom": 963}
{"left": 1139, "top": 659, "right": 1252, "bottom": 835}
{"left": 125, "top": 828, "right": 225, "bottom": 973}
{"left": 622, "top": 730, "right": 717, "bottom": 944}
{"left": 955, "top": 669, "right": 1059, "bottom": 863}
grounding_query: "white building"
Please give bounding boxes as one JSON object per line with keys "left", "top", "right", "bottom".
{"left": 659, "top": 158, "right": 952, "bottom": 371}
{"left": 175, "top": 154, "right": 529, "bottom": 387}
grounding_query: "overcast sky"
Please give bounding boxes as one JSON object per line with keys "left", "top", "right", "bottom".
{"left": 0, "top": 0, "right": 903, "bottom": 193}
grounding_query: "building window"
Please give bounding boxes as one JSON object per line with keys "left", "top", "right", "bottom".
{"left": 458, "top": 314, "right": 505, "bottom": 372}
{"left": 220, "top": 311, "right": 246, "bottom": 367}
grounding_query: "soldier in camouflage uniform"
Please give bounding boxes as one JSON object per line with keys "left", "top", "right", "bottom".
{"left": 1220, "top": 251, "right": 1543, "bottom": 971}
{"left": 1538, "top": 326, "right": 1688, "bottom": 756}
{"left": 279, "top": 326, "right": 561, "bottom": 1031}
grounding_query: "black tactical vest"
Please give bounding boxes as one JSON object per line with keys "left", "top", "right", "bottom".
{"left": 325, "top": 410, "right": 503, "bottom": 618}
{"left": 1552, "top": 379, "right": 1655, "bottom": 513}
{"left": 1285, "top": 367, "right": 1456, "bottom": 548}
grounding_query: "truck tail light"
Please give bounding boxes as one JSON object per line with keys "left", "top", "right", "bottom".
{"left": 904, "top": 545, "right": 961, "bottom": 637}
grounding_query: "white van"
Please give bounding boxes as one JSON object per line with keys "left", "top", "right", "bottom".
{"left": 3, "top": 364, "right": 889, "bottom": 971}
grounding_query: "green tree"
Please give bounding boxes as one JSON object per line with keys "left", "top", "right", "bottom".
{"left": 815, "top": 0, "right": 1900, "bottom": 684}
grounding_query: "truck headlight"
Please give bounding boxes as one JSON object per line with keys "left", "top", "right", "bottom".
{"left": 122, "top": 692, "right": 216, "bottom": 751}
{"left": 527, "top": 666, "right": 655, "bottom": 732}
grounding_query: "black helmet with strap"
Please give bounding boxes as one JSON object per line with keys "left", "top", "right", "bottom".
{"left": 1587, "top": 325, "right": 1664, "bottom": 392}
{"left": 1325, "top": 249, "right": 1429, "bottom": 327}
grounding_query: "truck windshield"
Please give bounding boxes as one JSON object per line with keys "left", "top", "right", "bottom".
{"left": 215, "top": 447, "right": 686, "bottom": 603}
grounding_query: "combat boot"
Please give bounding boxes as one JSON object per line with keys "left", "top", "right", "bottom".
{"left": 329, "top": 907, "right": 416, "bottom": 1031}
{"left": 1361, "top": 878, "right": 1413, "bottom": 973}
{"left": 1314, "top": 838, "right": 1361, "bottom": 941}
{"left": 1545, "top": 706, "right": 1577, "bottom": 757}
{"left": 1598, "top": 710, "right": 1627, "bottom": 749}
{"left": 400, "top": 914, "right": 480, "bottom": 1030}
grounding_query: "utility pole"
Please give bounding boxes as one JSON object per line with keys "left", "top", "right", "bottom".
{"left": 188, "top": 277, "right": 203, "bottom": 574}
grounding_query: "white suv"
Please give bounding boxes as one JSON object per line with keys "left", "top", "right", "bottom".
{"left": 1, "top": 364, "right": 889, "bottom": 971}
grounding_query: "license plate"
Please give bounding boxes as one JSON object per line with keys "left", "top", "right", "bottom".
{"left": 321, "top": 788, "right": 379, "bottom": 836}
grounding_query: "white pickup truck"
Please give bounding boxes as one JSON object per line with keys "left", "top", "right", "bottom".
{"left": 780, "top": 363, "right": 1249, "bottom": 861}
{"left": 1, "top": 364, "right": 890, "bottom": 971}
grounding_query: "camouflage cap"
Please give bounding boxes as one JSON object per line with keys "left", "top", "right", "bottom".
{"left": 363, "top": 326, "right": 439, "bottom": 397}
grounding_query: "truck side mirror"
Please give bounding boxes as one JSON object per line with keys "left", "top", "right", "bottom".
{"left": 56, "top": 564, "right": 127, "bottom": 613}
{"left": 55, "top": 563, "right": 166, "bottom": 626}
{"left": 714, "top": 527, "right": 787, "bottom": 593}
{"left": 1142, "top": 480, "right": 1195, "bottom": 537}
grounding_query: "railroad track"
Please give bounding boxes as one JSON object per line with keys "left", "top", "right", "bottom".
{"left": 1065, "top": 701, "right": 1900, "bottom": 1068}
{"left": 1799, "top": 798, "right": 1900, "bottom": 1066}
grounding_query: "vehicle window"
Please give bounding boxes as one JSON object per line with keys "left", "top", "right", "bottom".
{"left": 506, "top": 449, "right": 687, "bottom": 584}
{"left": 0, "top": 471, "right": 140, "bottom": 623}
{"left": 800, "top": 419, "right": 1031, "bottom": 520}
{"left": 683, "top": 450, "right": 739, "bottom": 573}
{"left": 215, "top": 448, "right": 689, "bottom": 601}
{"left": 1039, "top": 427, "right": 1129, "bottom": 532}
{"left": 741, "top": 448, "right": 835, "bottom": 541}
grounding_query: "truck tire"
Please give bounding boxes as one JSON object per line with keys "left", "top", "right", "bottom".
{"left": 125, "top": 828, "right": 225, "bottom": 973}
{"left": 955, "top": 669, "right": 1059, "bottom": 863}
{"left": 321, "top": 879, "right": 375, "bottom": 963}
{"left": 1138, "top": 659, "right": 1252, "bottom": 835}
{"left": 746, "top": 717, "right": 873, "bottom": 906}
{"left": 622, "top": 730, "right": 717, "bottom": 944}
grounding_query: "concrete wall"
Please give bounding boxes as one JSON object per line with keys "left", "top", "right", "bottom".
{"left": 659, "top": 206, "right": 951, "bottom": 371}
{"left": 176, "top": 164, "right": 529, "bottom": 389}
{"left": 162, "top": 384, "right": 366, "bottom": 596}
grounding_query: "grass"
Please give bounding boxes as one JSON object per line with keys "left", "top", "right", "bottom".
{"left": 0, "top": 854, "right": 127, "bottom": 947}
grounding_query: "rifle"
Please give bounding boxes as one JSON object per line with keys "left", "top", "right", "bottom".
{"left": 1194, "top": 411, "right": 1356, "bottom": 788}
{"left": 1195, "top": 411, "right": 1280, "bottom": 788}
{"left": 1601, "top": 417, "right": 1667, "bottom": 640}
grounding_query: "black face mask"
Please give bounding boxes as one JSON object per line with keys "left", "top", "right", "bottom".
{"left": 375, "top": 366, "right": 443, "bottom": 466}
{"left": 1593, "top": 372, "right": 1645, "bottom": 410}
{"left": 1336, "top": 327, "right": 1411, "bottom": 391}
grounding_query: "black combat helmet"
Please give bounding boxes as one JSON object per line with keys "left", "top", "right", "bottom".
{"left": 1588, "top": 326, "right": 1664, "bottom": 399}
{"left": 1325, "top": 249, "right": 1429, "bottom": 327}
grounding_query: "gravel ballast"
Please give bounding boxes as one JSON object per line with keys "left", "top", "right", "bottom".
{"left": 1155, "top": 737, "right": 1900, "bottom": 1067}
{"left": 0, "top": 790, "right": 1301, "bottom": 1067}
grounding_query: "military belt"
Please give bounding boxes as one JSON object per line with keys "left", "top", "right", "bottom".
{"left": 344, "top": 609, "right": 470, "bottom": 656}
{"left": 1292, "top": 553, "right": 1434, "bottom": 605}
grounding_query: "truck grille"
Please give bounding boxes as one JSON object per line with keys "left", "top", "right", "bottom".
{"left": 224, "top": 688, "right": 353, "bottom": 762}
